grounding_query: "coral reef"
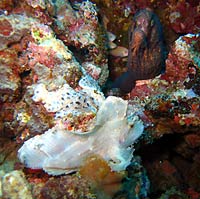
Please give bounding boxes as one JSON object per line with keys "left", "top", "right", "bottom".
{"left": 0, "top": 14, "right": 34, "bottom": 50}
{"left": 0, "top": 1, "right": 109, "bottom": 139}
{"left": 126, "top": 32, "right": 199, "bottom": 198}
{"left": 53, "top": 0, "right": 109, "bottom": 86}
{"left": 167, "top": 0, "right": 200, "bottom": 34}
{"left": 129, "top": 33, "right": 200, "bottom": 136}
{"left": 0, "top": 0, "right": 200, "bottom": 198}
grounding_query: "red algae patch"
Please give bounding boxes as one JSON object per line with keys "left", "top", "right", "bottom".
{"left": 0, "top": 19, "right": 13, "bottom": 36}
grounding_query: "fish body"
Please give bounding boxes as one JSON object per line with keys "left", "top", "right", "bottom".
{"left": 112, "top": 8, "right": 165, "bottom": 93}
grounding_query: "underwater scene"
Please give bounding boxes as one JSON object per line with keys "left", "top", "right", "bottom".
{"left": 0, "top": 0, "right": 200, "bottom": 198}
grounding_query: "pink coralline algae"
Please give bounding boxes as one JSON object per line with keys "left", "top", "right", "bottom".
{"left": 27, "top": 42, "right": 61, "bottom": 69}
{"left": 0, "top": 14, "right": 34, "bottom": 50}
{"left": 0, "top": 18, "right": 13, "bottom": 36}
{"left": 0, "top": 1, "right": 109, "bottom": 142}
{"left": 54, "top": 0, "right": 109, "bottom": 85}
{"left": 168, "top": 0, "right": 200, "bottom": 34}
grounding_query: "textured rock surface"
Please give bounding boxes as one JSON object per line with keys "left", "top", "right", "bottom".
{"left": 0, "top": 64, "right": 21, "bottom": 103}
{"left": 2, "top": 170, "right": 33, "bottom": 199}
{"left": 39, "top": 175, "right": 95, "bottom": 199}
{"left": 0, "top": 14, "right": 34, "bottom": 50}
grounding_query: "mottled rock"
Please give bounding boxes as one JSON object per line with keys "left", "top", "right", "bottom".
{"left": 2, "top": 170, "right": 33, "bottom": 199}
{"left": 0, "top": 14, "right": 34, "bottom": 50}
{"left": 0, "top": 64, "right": 21, "bottom": 103}
{"left": 40, "top": 175, "right": 94, "bottom": 199}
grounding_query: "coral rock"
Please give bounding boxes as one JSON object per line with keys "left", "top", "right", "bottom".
{"left": 2, "top": 170, "right": 33, "bottom": 199}
{"left": 0, "top": 64, "right": 21, "bottom": 103}
{"left": 0, "top": 14, "right": 34, "bottom": 50}
{"left": 40, "top": 175, "right": 94, "bottom": 199}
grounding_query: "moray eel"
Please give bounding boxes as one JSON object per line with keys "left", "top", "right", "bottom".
{"left": 112, "top": 8, "right": 166, "bottom": 93}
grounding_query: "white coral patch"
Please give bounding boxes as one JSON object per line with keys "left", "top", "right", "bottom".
{"left": 32, "top": 83, "right": 104, "bottom": 115}
{"left": 18, "top": 96, "right": 144, "bottom": 175}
